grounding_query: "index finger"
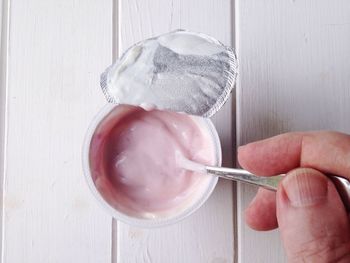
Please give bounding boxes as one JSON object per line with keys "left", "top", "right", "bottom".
{"left": 238, "top": 131, "right": 350, "bottom": 178}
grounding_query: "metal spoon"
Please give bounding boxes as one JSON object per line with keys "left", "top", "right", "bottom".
{"left": 206, "top": 166, "right": 350, "bottom": 211}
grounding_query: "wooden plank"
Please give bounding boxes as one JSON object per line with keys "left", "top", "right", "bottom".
{"left": 236, "top": 1, "right": 350, "bottom": 262}
{"left": 2, "top": 1, "right": 113, "bottom": 262}
{"left": 0, "top": 0, "right": 9, "bottom": 258}
{"left": 116, "top": 0, "right": 235, "bottom": 262}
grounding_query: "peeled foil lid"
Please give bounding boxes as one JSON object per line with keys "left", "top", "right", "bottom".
{"left": 100, "top": 30, "right": 237, "bottom": 117}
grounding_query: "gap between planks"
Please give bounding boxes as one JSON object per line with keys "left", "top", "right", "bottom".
{"left": 231, "top": 0, "right": 238, "bottom": 262}
{"left": 111, "top": 0, "right": 119, "bottom": 262}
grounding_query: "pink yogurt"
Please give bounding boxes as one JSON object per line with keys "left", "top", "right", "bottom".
{"left": 84, "top": 104, "right": 221, "bottom": 225}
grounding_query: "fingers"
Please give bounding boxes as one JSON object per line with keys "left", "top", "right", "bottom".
{"left": 238, "top": 132, "right": 303, "bottom": 175}
{"left": 300, "top": 131, "right": 350, "bottom": 178}
{"left": 277, "top": 168, "right": 350, "bottom": 262}
{"left": 239, "top": 131, "right": 350, "bottom": 233}
{"left": 239, "top": 133, "right": 302, "bottom": 231}
{"left": 238, "top": 131, "right": 350, "bottom": 178}
{"left": 244, "top": 188, "right": 278, "bottom": 231}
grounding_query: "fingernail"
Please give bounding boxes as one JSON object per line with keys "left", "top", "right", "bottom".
{"left": 282, "top": 169, "right": 328, "bottom": 207}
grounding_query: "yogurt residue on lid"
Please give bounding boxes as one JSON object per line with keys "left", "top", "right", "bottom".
{"left": 100, "top": 30, "right": 237, "bottom": 117}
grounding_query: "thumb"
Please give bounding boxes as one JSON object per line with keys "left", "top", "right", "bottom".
{"left": 277, "top": 168, "right": 350, "bottom": 262}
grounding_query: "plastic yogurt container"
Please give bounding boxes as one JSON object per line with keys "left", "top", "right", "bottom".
{"left": 82, "top": 104, "right": 222, "bottom": 227}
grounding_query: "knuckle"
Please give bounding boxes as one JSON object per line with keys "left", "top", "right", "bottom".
{"left": 289, "top": 236, "right": 350, "bottom": 263}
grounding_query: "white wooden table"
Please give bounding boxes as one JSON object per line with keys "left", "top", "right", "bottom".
{"left": 1, "top": 0, "right": 350, "bottom": 262}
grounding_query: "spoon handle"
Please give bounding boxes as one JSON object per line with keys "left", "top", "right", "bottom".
{"left": 205, "top": 166, "right": 350, "bottom": 211}
{"left": 205, "top": 166, "right": 283, "bottom": 190}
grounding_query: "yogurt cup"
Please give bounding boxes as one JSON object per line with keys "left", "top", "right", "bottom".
{"left": 82, "top": 104, "right": 222, "bottom": 228}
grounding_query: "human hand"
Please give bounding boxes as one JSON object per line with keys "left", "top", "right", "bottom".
{"left": 238, "top": 131, "right": 350, "bottom": 262}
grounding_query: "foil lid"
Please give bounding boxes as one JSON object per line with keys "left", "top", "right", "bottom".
{"left": 100, "top": 30, "right": 237, "bottom": 117}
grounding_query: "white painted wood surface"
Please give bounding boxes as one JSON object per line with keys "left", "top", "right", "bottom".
{"left": 2, "top": 0, "right": 350, "bottom": 262}
{"left": 2, "top": 1, "right": 113, "bottom": 262}
{"left": 0, "top": 0, "right": 9, "bottom": 258}
{"left": 116, "top": 0, "right": 235, "bottom": 262}
{"left": 237, "top": 1, "right": 350, "bottom": 262}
